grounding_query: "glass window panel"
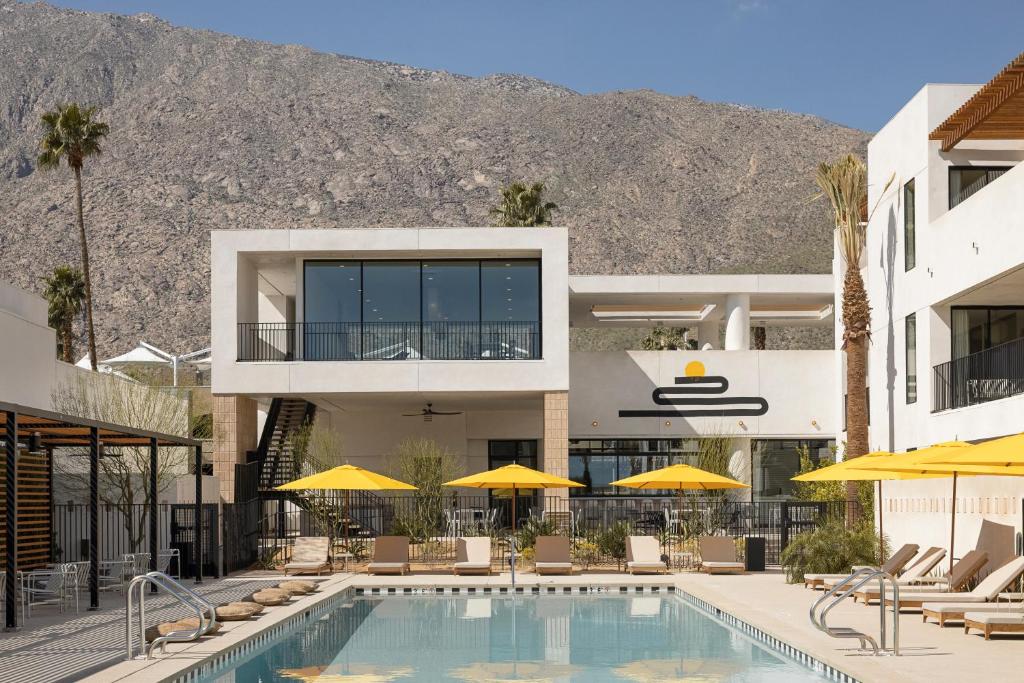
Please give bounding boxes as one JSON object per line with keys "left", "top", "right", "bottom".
{"left": 481, "top": 260, "right": 540, "bottom": 321}
{"left": 569, "top": 455, "right": 619, "bottom": 496}
{"left": 903, "top": 179, "right": 915, "bottom": 271}
{"left": 362, "top": 261, "right": 420, "bottom": 360}
{"left": 989, "top": 308, "right": 1024, "bottom": 348}
{"left": 303, "top": 261, "right": 361, "bottom": 323}
{"left": 422, "top": 262, "right": 479, "bottom": 322}
{"left": 751, "top": 439, "right": 834, "bottom": 501}
{"left": 906, "top": 313, "right": 917, "bottom": 404}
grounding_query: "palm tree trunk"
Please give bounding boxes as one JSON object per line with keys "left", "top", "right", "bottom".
{"left": 74, "top": 165, "right": 98, "bottom": 370}
{"left": 61, "top": 320, "right": 74, "bottom": 363}
{"left": 842, "top": 266, "right": 871, "bottom": 507}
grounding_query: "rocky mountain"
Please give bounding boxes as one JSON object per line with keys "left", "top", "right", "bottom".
{"left": 0, "top": 1, "right": 867, "bottom": 356}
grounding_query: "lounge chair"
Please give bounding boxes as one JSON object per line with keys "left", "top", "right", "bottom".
{"left": 534, "top": 536, "right": 573, "bottom": 575}
{"left": 626, "top": 536, "right": 668, "bottom": 575}
{"left": 884, "top": 555, "right": 1024, "bottom": 610}
{"left": 923, "top": 601, "right": 1021, "bottom": 627}
{"left": 699, "top": 536, "right": 744, "bottom": 574}
{"left": 284, "top": 537, "right": 331, "bottom": 576}
{"left": 964, "top": 610, "right": 1024, "bottom": 639}
{"left": 367, "top": 536, "right": 411, "bottom": 576}
{"left": 853, "top": 549, "right": 984, "bottom": 605}
{"left": 804, "top": 543, "right": 919, "bottom": 589}
{"left": 453, "top": 537, "right": 492, "bottom": 576}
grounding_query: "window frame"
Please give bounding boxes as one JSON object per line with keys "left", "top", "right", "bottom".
{"left": 903, "top": 178, "right": 916, "bottom": 271}
{"left": 905, "top": 313, "right": 917, "bottom": 404}
{"left": 948, "top": 165, "right": 1013, "bottom": 210}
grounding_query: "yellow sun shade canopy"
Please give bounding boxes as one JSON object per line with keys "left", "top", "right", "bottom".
{"left": 611, "top": 463, "right": 748, "bottom": 491}
{"left": 443, "top": 463, "right": 583, "bottom": 490}
{"left": 843, "top": 442, "right": 973, "bottom": 476}
{"left": 792, "top": 451, "right": 945, "bottom": 481}
{"left": 276, "top": 464, "right": 417, "bottom": 491}
{"left": 917, "top": 432, "right": 1024, "bottom": 469}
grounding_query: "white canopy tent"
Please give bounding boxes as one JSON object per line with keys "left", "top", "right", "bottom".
{"left": 82, "top": 341, "right": 211, "bottom": 386}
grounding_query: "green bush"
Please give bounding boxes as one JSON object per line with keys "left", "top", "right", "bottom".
{"left": 780, "top": 518, "right": 884, "bottom": 584}
{"left": 595, "top": 520, "right": 632, "bottom": 567}
{"left": 515, "top": 516, "right": 560, "bottom": 550}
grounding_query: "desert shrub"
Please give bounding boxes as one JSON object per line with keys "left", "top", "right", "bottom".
{"left": 780, "top": 518, "right": 884, "bottom": 583}
{"left": 572, "top": 539, "right": 601, "bottom": 569}
{"left": 515, "top": 516, "right": 560, "bottom": 551}
{"left": 596, "top": 520, "right": 632, "bottom": 568}
{"left": 388, "top": 438, "right": 463, "bottom": 543}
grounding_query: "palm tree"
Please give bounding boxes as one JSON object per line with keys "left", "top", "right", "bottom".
{"left": 814, "top": 154, "right": 892, "bottom": 502}
{"left": 490, "top": 182, "right": 558, "bottom": 227}
{"left": 42, "top": 265, "right": 86, "bottom": 363}
{"left": 38, "top": 103, "right": 110, "bottom": 370}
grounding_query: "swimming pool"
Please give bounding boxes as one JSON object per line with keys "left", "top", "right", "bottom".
{"left": 200, "top": 591, "right": 828, "bottom": 682}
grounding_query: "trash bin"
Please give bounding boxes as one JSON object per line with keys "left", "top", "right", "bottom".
{"left": 745, "top": 537, "right": 766, "bottom": 571}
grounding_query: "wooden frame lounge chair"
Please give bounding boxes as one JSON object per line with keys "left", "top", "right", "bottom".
{"left": 626, "top": 536, "right": 668, "bottom": 575}
{"left": 843, "top": 546, "right": 947, "bottom": 602}
{"left": 923, "top": 601, "right": 1020, "bottom": 627}
{"left": 854, "top": 549, "right": 982, "bottom": 604}
{"left": 453, "top": 537, "right": 493, "bottom": 576}
{"left": 534, "top": 536, "right": 573, "bottom": 575}
{"left": 367, "top": 536, "right": 411, "bottom": 576}
{"left": 964, "top": 611, "right": 1024, "bottom": 639}
{"left": 804, "top": 543, "right": 919, "bottom": 589}
{"left": 699, "top": 536, "right": 744, "bottom": 575}
{"left": 283, "top": 537, "right": 331, "bottom": 576}
{"left": 884, "top": 555, "right": 1024, "bottom": 610}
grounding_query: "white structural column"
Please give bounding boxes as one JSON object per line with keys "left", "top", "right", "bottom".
{"left": 697, "top": 321, "right": 719, "bottom": 350}
{"left": 723, "top": 294, "right": 751, "bottom": 351}
{"left": 727, "top": 438, "right": 753, "bottom": 502}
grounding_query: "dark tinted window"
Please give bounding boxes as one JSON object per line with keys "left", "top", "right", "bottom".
{"left": 481, "top": 261, "right": 539, "bottom": 322}
{"left": 362, "top": 262, "right": 420, "bottom": 323}
{"left": 422, "top": 262, "right": 479, "bottom": 322}
{"left": 304, "top": 261, "right": 361, "bottom": 323}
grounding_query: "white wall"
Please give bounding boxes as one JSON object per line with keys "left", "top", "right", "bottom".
{"left": 569, "top": 350, "right": 835, "bottom": 439}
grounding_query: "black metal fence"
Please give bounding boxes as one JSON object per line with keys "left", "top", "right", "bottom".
{"left": 259, "top": 496, "right": 861, "bottom": 566}
{"left": 932, "top": 336, "right": 1024, "bottom": 412}
{"left": 237, "top": 321, "right": 541, "bottom": 362}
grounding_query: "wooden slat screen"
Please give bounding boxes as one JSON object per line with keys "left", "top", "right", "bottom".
{"left": 0, "top": 450, "right": 53, "bottom": 570}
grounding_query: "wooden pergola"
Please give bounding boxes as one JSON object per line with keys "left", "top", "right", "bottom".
{"left": 0, "top": 401, "right": 202, "bottom": 630}
{"left": 930, "top": 52, "right": 1024, "bottom": 151}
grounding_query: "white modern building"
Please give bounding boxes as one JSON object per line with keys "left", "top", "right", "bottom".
{"left": 210, "top": 228, "right": 838, "bottom": 509}
{"left": 856, "top": 53, "right": 1024, "bottom": 566}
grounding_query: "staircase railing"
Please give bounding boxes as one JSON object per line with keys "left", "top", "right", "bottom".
{"left": 809, "top": 568, "right": 900, "bottom": 656}
{"left": 125, "top": 571, "right": 217, "bottom": 660}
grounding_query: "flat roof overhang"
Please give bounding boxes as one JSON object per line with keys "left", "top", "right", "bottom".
{"left": 0, "top": 401, "right": 200, "bottom": 449}
{"left": 930, "top": 52, "right": 1024, "bottom": 152}
{"left": 568, "top": 274, "right": 834, "bottom": 327}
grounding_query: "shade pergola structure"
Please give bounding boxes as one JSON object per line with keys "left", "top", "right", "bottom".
{"left": 930, "top": 51, "right": 1024, "bottom": 151}
{"left": 0, "top": 401, "right": 202, "bottom": 631}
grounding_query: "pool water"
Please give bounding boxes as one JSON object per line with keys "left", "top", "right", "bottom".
{"left": 202, "top": 593, "right": 827, "bottom": 682}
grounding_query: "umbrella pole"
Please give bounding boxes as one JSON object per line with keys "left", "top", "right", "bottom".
{"left": 878, "top": 480, "right": 884, "bottom": 563}
{"left": 949, "top": 473, "right": 958, "bottom": 574}
{"left": 511, "top": 485, "right": 517, "bottom": 587}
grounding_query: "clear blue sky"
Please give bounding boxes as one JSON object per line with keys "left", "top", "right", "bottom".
{"left": 51, "top": 0, "right": 1024, "bottom": 131}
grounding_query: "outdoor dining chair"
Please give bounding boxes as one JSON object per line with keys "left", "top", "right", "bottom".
{"left": 98, "top": 557, "right": 130, "bottom": 592}
{"left": 21, "top": 564, "right": 74, "bottom": 619}
{"left": 158, "top": 548, "right": 181, "bottom": 579}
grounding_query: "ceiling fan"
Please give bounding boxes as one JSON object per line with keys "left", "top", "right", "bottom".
{"left": 402, "top": 403, "right": 463, "bottom": 422}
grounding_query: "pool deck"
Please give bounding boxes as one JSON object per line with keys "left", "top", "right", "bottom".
{"left": 10, "top": 569, "right": 1024, "bottom": 683}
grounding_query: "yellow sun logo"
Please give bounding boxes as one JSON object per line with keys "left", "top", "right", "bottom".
{"left": 684, "top": 360, "right": 706, "bottom": 377}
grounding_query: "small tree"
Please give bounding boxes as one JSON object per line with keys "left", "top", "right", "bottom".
{"left": 42, "top": 265, "right": 85, "bottom": 362}
{"left": 490, "top": 181, "right": 558, "bottom": 226}
{"left": 640, "top": 326, "right": 688, "bottom": 350}
{"left": 287, "top": 419, "right": 346, "bottom": 544}
{"left": 690, "top": 435, "right": 735, "bottom": 537}
{"left": 51, "top": 373, "right": 189, "bottom": 553}
{"left": 388, "top": 438, "right": 463, "bottom": 542}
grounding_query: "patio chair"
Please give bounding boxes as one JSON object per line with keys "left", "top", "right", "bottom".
{"left": 128, "top": 553, "right": 151, "bottom": 579}
{"left": 803, "top": 543, "right": 919, "bottom": 589}
{"left": 98, "top": 558, "right": 130, "bottom": 592}
{"left": 698, "top": 536, "right": 744, "bottom": 574}
{"left": 284, "top": 537, "right": 331, "bottom": 576}
{"left": 964, "top": 610, "right": 1024, "bottom": 639}
{"left": 367, "top": 536, "right": 410, "bottom": 575}
{"left": 885, "top": 555, "right": 1024, "bottom": 610}
{"left": 158, "top": 548, "right": 181, "bottom": 579}
{"left": 861, "top": 550, "right": 988, "bottom": 605}
{"left": 534, "top": 536, "right": 573, "bottom": 575}
{"left": 836, "top": 546, "right": 946, "bottom": 600}
{"left": 626, "top": 536, "right": 668, "bottom": 575}
{"left": 22, "top": 564, "right": 73, "bottom": 619}
{"left": 453, "top": 537, "right": 492, "bottom": 576}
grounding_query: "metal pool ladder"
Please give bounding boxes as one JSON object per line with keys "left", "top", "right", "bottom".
{"left": 809, "top": 567, "right": 900, "bottom": 656}
{"left": 125, "top": 571, "right": 218, "bottom": 660}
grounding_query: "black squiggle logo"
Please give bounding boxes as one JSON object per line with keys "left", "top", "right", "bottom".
{"left": 619, "top": 373, "right": 769, "bottom": 418}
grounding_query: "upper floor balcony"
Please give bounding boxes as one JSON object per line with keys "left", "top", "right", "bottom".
{"left": 933, "top": 335, "right": 1024, "bottom": 412}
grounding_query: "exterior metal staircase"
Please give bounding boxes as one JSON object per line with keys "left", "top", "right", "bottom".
{"left": 809, "top": 567, "right": 901, "bottom": 656}
{"left": 256, "top": 398, "right": 316, "bottom": 491}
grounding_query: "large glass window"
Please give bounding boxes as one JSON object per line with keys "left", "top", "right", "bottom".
{"left": 568, "top": 439, "right": 700, "bottom": 497}
{"left": 751, "top": 439, "right": 834, "bottom": 501}
{"left": 952, "top": 307, "right": 1024, "bottom": 359}
{"left": 296, "top": 259, "right": 541, "bottom": 361}
{"left": 903, "top": 179, "right": 915, "bottom": 271}
{"left": 949, "top": 166, "right": 1012, "bottom": 209}
{"left": 906, "top": 313, "right": 917, "bottom": 404}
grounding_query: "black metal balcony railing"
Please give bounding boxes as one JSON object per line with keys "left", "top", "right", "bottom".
{"left": 237, "top": 321, "right": 541, "bottom": 362}
{"left": 932, "top": 336, "right": 1024, "bottom": 412}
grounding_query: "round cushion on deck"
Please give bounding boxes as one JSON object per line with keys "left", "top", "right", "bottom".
{"left": 215, "top": 604, "right": 254, "bottom": 621}
{"left": 175, "top": 617, "right": 222, "bottom": 634}
{"left": 278, "top": 580, "right": 316, "bottom": 594}
{"left": 250, "top": 589, "right": 289, "bottom": 606}
{"left": 144, "top": 618, "right": 221, "bottom": 642}
{"left": 228, "top": 601, "right": 265, "bottom": 615}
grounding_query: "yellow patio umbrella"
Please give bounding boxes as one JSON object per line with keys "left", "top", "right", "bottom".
{"left": 847, "top": 442, "right": 975, "bottom": 572}
{"left": 792, "top": 451, "right": 944, "bottom": 561}
{"left": 443, "top": 463, "right": 583, "bottom": 534}
{"left": 277, "top": 464, "right": 417, "bottom": 554}
{"left": 612, "top": 463, "right": 748, "bottom": 539}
